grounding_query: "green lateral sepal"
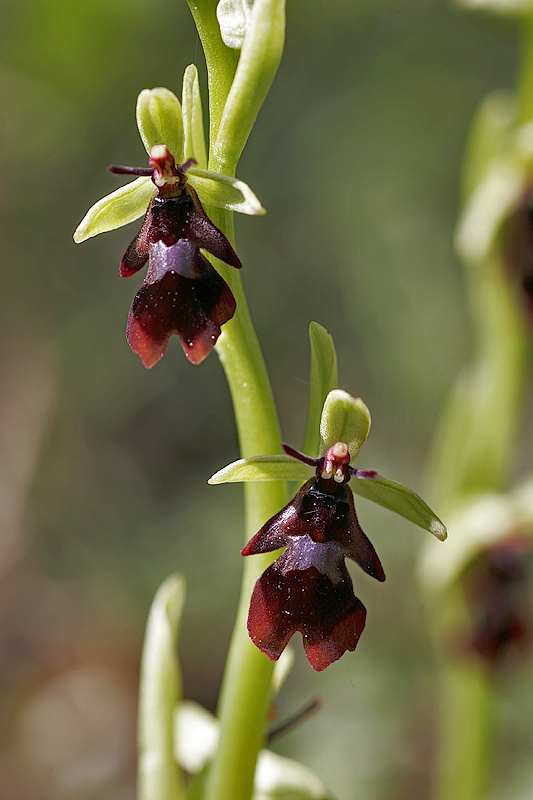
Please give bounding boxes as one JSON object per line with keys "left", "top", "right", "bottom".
{"left": 73, "top": 177, "right": 154, "bottom": 242}
{"left": 352, "top": 473, "right": 447, "bottom": 540}
{"left": 208, "top": 454, "right": 313, "bottom": 484}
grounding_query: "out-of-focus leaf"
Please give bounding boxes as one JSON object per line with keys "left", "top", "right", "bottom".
{"left": 138, "top": 574, "right": 186, "bottom": 800}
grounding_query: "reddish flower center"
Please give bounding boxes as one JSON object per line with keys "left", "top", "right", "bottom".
{"left": 321, "top": 441, "right": 351, "bottom": 482}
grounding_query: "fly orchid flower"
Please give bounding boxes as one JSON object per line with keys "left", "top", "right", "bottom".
{"left": 108, "top": 145, "right": 241, "bottom": 366}
{"left": 210, "top": 382, "right": 447, "bottom": 671}
{"left": 242, "top": 442, "right": 385, "bottom": 671}
{"left": 74, "top": 73, "right": 265, "bottom": 367}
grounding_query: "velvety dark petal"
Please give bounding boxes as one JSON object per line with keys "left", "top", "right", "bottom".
{"left": 343, "top": 486, "right": 386, "bottom": 582}
{"left": 186, "top": 185, "right": 242, "bottom": 269}
{"left": 126, "top": 241, "right": 236, "bottom": 368}
{"left": 247, "top": 564, "right": 367, "bottom": 671}
{"left": 120, "top": 198, "right": 154, "bottom": 277}
{"left": 241, "top": 478, "right": 314, "bottom": 557}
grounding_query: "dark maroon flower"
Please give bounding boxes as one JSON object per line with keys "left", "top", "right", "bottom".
{"left": 110, "top": 145, "right": 241, "bottom": 367}
{"left": 502, "top": 187, "right": 533, "bottom": 326}
{"left": 465, "top": 540, "right": 531, "bottom": 668}
{"left": 242, "top": 442, "right": 385, "bottom": 671}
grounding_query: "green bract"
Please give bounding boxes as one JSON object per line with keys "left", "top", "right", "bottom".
{"left": 212, "top": 0, "right": 286, "bottom": 170}
{"left": 302, "top": 322, "right": 338, "bottom": 458}
{"left": 73, "top": 68, "right": 265, "bottom": 244}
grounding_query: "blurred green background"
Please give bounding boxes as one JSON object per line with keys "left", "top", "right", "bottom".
{"left": 1, "top": 0, "right": 532, "bottom": 798}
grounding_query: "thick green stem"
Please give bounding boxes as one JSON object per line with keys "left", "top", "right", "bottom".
{"left": 206, "top": 208, "right": 287, "bottom": 800}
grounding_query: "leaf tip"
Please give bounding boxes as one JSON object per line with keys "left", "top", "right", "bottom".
{"left": 430, "top": 519, "right": 448, "bottom": 541}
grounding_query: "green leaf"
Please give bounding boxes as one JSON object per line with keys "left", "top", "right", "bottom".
{"left": 302, "top": 323, "right": 338, "bottom": 458}
{"left": 182, "top": 65, "right": 207, "bottom": 169}
{"left": 188, "top": 167, "right": 265, "bottom": 215}
{"left": 138, "top": 574, "right": 186, "bottom": 800}
{"left": 73, "top": 176, "right": 153, "bottom": 242}
{"left": 136, "top": 87, "right": 184, "bottom": 161}
{"left": 351, "top": 474, "right": 447, "bottom": 540}
{"left": 208, "top": 454, "right": 313, "bottom": 484}
{"left": 319, "top": 390, "right": 371, "bottom": 462}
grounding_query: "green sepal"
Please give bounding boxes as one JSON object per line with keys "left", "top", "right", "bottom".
{"left": 182, "top": 65, "right": 207, "bottom": 169}
{"left": 319, "top": 390, "right": 371, "bottom": 461}
{"left": 138, "top": 574, "right": 186, "bottom": 800}
{"left": 208, "top": 454, "right": 313, "bottom": 484}
{"left": 136, "top": 87, "right": 185, "bottom": 161}
{"left": 73, "top": 176, "right": 154, "bottom": 242}
{"left": 302, "top": 323, "right": 338, "bottom": 458}
{"left": 352, "top": 474, "right": 447, "bottom": 540}
{"left": 188, "top": 167, "right": 265, "bottom": 215}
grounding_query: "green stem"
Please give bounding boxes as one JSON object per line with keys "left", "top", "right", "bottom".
{"left": 186, "top": 4, "right": 289, "bottom": 797}
{"left": 206, "top": 211, "right": 288, "bottom": 800}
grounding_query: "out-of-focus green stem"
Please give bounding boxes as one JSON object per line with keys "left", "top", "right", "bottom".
{"left": 435, "top": 652, "right": 494, "bottom": 800}
{"left": 517, "top": 13, "right": 533, "bottom": 125}
{"left": 428, "top": 16, "right": 533, "bottom": 800}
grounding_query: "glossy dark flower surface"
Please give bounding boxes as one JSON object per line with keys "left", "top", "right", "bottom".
{"left": 115, "top": 146, "right": 241, "bottom": 367}
{"left": 242, "top": 443, "right": 385, "bottom": 671}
